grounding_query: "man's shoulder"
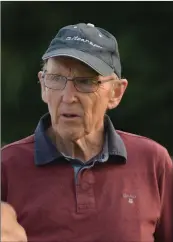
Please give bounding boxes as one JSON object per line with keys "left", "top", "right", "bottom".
{"left": 117, "top": 129, "right": 164, "bottom": 148}
{"left": 117, "top": 130, "right": 171, "bottom": 166}
{"left": 2, "top": 135, "right": 35, "bottom": 163}
{"left": 2, "top": 135, "right": 34, "bottom": 150}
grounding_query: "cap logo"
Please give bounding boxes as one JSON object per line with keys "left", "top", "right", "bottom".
{"left": 65, "top": 36, "right": 102, "bottom": 49}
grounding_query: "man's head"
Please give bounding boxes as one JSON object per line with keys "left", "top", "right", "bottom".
{"left": 38, "top": 23, "right": 128, "bottom": 140}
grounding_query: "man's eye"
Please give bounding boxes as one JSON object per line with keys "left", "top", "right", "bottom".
{"left": 48, "top": 75, "right": 63, "bottom": 82}
{"left": 78, "top": 78, "right": 97, "bottom": 85}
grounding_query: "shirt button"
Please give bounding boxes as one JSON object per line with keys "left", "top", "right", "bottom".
{"left": 78, "top": 204, "right": 88, "bottom": 209}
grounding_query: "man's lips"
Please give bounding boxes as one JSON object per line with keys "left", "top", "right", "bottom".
{"left": 61, "top": 113, "right": 80, "bottom": 118}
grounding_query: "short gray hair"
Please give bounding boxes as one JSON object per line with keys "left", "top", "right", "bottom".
{"left": 41, "top": 60, "right": 47, "bottom": 71}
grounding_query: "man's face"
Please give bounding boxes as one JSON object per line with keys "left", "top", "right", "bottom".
{"left": 38, "top": 57, "right": 127, "bottom": 140}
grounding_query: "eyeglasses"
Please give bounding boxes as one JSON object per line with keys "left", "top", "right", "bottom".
{"left": 42, "top": 71, "right": 114, "bottom": 93}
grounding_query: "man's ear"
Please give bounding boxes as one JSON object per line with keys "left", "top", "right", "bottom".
{"left": 38, "top": 71, "right": 47, "bottom": 104}
{"left": 107, "top": 79, "right": 128, "bottom": 110}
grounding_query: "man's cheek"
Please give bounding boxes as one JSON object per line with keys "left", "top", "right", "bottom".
{"left": 83, "top": 111, "right": 92, "bottom": 134}
{"left": 48, "top": 99, "right": 60, "bottom": 121}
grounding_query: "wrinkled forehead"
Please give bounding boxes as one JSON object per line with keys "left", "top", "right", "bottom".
{"left": 46, "top": 56, "right": 98, "bottom": 77}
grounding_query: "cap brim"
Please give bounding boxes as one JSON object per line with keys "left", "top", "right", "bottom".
{"left": 42, "top": 48, "right": 114, "bottom": 76}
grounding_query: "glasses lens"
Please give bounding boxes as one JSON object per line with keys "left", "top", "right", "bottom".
{"left": 75, "top": 78, "right": 98, "bottom": 93}
{"left": 45, "top": 74, "right": 66, "bottom": 90}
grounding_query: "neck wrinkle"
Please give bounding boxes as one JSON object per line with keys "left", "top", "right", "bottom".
{"left": 47, "top": 125, "right": 105, "bottom": 162}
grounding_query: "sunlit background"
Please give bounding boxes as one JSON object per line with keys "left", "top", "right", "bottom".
{"left": 1, "top": 1, "right": 173, "bottom": 155}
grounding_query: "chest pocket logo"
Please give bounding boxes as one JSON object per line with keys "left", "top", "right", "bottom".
{"left": 123, "top": 192, "right": 137, "bottom": 204}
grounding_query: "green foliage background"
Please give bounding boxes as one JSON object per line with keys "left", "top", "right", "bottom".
{"left": 1, "top": 1, "right": 173, "bottom": 154}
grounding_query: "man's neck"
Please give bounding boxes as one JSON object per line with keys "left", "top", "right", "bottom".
{"left": 47, "top": 126, "right": 105, "bottom": 162}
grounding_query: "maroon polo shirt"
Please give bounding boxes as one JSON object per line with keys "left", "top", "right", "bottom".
{"left": 1, "top": 115, "right": 173, "bottom": 242}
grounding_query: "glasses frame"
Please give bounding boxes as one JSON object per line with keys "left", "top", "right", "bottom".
{"left": 41, "top": 70, "right": 117, "bottom": 93}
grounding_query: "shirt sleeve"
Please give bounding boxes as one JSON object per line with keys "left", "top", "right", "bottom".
{"left": 154, "top": 148, "right": 173, "bottom": 242}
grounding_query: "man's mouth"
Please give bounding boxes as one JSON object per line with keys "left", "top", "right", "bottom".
{"left": 61, "top": 113, "right": 79, "bottom": 118}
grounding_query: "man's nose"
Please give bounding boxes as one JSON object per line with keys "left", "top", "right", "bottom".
{"left": 61, "top": 81, "right": 77, "bottom": 103}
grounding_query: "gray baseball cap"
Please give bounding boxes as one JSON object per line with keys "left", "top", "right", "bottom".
{"left": 42, "top": 23, "right": 121, "bottom": 77}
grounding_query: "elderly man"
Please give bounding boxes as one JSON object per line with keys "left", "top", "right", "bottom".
{"left": 1, "top": 23, "right": 173, "bottom": 242}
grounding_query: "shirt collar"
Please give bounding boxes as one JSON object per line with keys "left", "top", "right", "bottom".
{"left": 34, "top": 113, "right": 127, "bottom": 166}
